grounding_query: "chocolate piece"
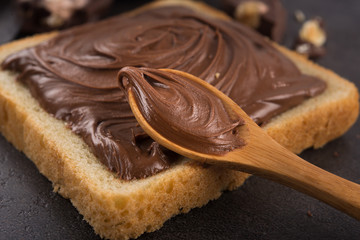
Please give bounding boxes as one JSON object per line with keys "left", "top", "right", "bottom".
{"left": 294, "top": 39, "right": 326, "bottom": 59}
{"left": 307, "top": 210, "right": 313, "bottom": 217}
{"left": 16, "top": 0, "right": 113, "bottom": 33}
{"left": 294, "top": 17, "right": 327, "bottom": 59}
{"left": 2, "top": 6, "right": 326, "bottom": 180}
{"left": 223, "top": 0, "right": 287, "bottom": 42}
{"left": 119, "top": 67, "right": 246, "bottom": 155}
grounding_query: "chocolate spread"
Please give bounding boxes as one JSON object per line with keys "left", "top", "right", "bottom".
{"left": 119, "top": 67, "right": 245, "bottom": 155}
{"left": 2, "top": 6, "right": 326, "bottom": 180}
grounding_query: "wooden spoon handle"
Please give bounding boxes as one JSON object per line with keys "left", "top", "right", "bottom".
{"left": 125, "top": 68, "right": 360, "bottom": 220}
{"left": 223, "top": 136, "right": 360, "bottom": 220}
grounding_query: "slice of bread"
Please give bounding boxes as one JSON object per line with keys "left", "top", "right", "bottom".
{"left": 0, "top": 1, "right": 358, "bottom": 239}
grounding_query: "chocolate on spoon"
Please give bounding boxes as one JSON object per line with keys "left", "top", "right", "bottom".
{"left": 118, "top": 66, "right": 360, "bottom": 220}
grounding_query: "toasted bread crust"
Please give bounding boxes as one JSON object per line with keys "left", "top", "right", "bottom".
{"left": 0, "top": 1, "right": 358, "bottom": 239}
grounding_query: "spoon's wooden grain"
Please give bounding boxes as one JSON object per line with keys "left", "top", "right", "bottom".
{"left": 127, "top": 68, "right": 360, "bottom": 220}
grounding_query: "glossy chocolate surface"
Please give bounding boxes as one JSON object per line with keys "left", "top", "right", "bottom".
{"left": 2, "top": 5, "right": 325, "bottom": 179}
{"left": 119, "top": 67, "right": 245, "bottom": 155}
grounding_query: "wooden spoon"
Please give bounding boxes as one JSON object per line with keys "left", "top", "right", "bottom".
{"left": 125, "top": 68, "right": 360, "bottom": 220}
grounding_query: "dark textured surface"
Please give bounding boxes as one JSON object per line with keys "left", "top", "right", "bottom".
{"left": 1, "top": 0, "right": 360, "bottom": 239}
{"left": 0, "top": 0, "right": 20, "bottom": 44}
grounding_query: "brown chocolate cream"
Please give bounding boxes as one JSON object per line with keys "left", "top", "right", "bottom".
{"left": 2, "top": 6, "right": 326, "bottom": 180}
{"left": 119, "top": 67, "right": 245, "bottom": 155}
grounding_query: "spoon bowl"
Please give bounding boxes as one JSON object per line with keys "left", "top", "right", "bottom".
{"left": 125, "top": 68, "right": 360, "bottom": 220}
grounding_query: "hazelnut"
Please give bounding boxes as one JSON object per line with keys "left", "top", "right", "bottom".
{"left": 294, "top": 17, "right": 327, "bottom": 59}
{"left": 234, "top": 1, "right": 268, "bottom": 29}
{"left": 43, "top": 0, "right": 88, "bottom": 20}
{"left": 17, "top": 0, "right": 113, "bottom": 33}
{"left": 299, "top": 18, "right": 326, "bottom": 47}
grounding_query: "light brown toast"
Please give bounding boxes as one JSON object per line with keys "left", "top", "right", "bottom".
{"left": 0, "top": 1, "right": 358, "bottom": 239}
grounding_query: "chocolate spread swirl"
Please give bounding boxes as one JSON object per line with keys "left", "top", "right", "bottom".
{"left": 1, "top": 6, "right": 326, "bottom": 180}
{"left": 119, "top": 67, "right": 245, "bottom": 155}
